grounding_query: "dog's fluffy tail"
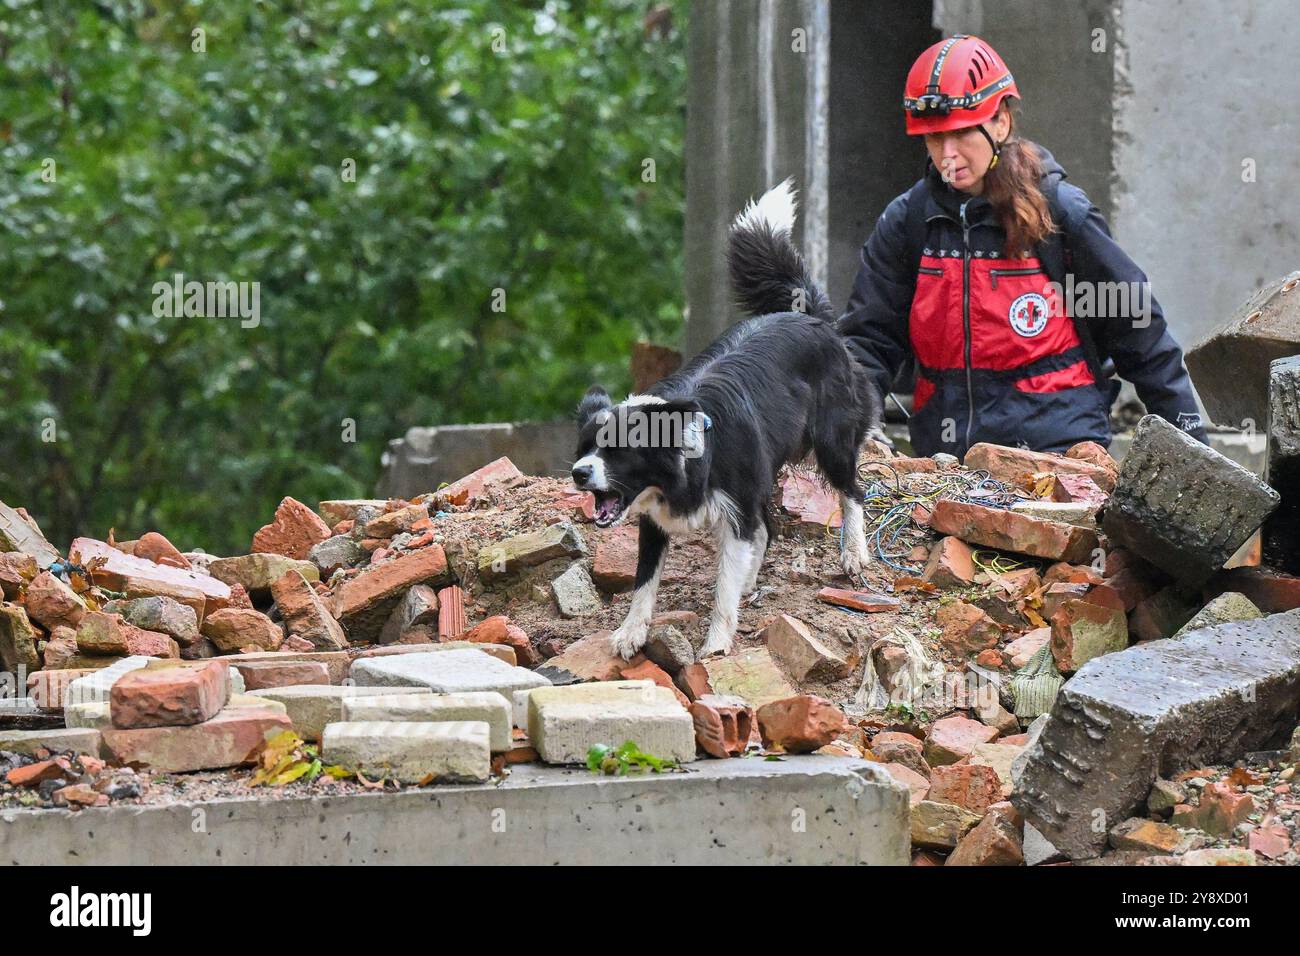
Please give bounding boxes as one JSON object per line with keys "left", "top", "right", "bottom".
{"left": 727, "top": 177, "right": 833, "bottom": 321}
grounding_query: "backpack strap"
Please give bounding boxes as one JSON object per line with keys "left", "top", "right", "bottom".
{"left": 1034, "top": 179, "right": 1112, "bottom": 395}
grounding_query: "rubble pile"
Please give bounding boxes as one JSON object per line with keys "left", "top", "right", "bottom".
{"left": 2, "top": 380, "right": 1300, "bottom": 866}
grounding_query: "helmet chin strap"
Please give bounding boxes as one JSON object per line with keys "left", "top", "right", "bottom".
{"left": 976, "top": 123, "right": 1004, "bottom": 169}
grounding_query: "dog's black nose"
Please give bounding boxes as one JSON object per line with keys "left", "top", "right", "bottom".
{"left": 571, "top": 464, "right": 593, "bottom": 487}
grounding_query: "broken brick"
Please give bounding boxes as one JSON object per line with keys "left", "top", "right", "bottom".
{"left": 251, "top": 497, "right": 333, "bottom": 560}
{"left": 928, "top": 499, "right": 1099, "bottom": 563}
{"left": 271, "top": 570, "right": 348, "bottom": 651}
{"left": 924, "top": 715, "right": 999, "bottom": 767}
{"left": 945, "top": 801, "right": 1024, "bottom": 866}
{"left": 921, "top": 536, "right": 977, "bottom": 588}
{"left": 331, "top": 546, "right": 451, "bottom": 640}
{"left": 200, "top": 607, "right": 284, "bottom": 653}
{"left": 756, "top": 694, "right": 846, "bottom": 753}
{"left": 964, "top": 442, "right": 1116, "bottom": 492}
{"left": 436, "top": 585, "right": 467, "bottom": 640}
{"left": 760, "top": 613, "right": 849, "bottom": 681}
{"left": 100, "top": 707, "right": 293, "bottom": 773}
{"left": 689, "top": 694, "right": 754, "bottom": 758}
{"left": 927, "top": 762, "right": 1003, "bottom": 815}
{"left": 436, "top": 456, "right": 524, "bottom": 508}
{"left": 73, "top": 536, "right": 230, "bottom": 618}
{"left": 815, "top": 587, "right": 900, "bottom": 612}
{"left": 229, "top": 658, "right": 330, "bottom": 691}
{"left": 674, "top": 662, "right": 713, "bottom": 701}
{"left": 935, "top": 602, "right": 1003, "bottom": 657}
{"left": 619, "top": 658, "right": 691, "bottom": 709}
{"left": 1050, "top": 599, "right": 1128, "bottom": 672}
{"left": 134, "top": 531, "right": 191, "bottom": 569}
{"left": 463, "top": 615, "right": 539, "bottom": 666}
{"left": 591, "top": 524, "right": 638, "bottom": 593}
{"left": 24, "top": 570, "right": 87, "bottom": 630}
{"left": 110, "top": 661, "right": 228, "bottom": 729}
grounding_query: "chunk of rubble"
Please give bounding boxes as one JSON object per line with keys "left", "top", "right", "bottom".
{"left": 436, "top": 585, "right": 467, "bottom": 640}
{"left": 703, "top": 646, "right": 797, "bottom": 709}
{"left": 1185, "top": 269, "right": 1300, "bottom": 427}
{"left": 251, "top": 497, "right": 333, "bottom": 560}
{"left": 375, "top": 583, "right": 438, "bottom": 645}
{"left": 200, "top": 607, "right": 283, "bottom": 652}
{"left": 945, "top": 801, "right": 1024, "bottom": 865}
{"left": 1050, "top": 599, "right": 1127, "bottom": 672}
{"left": 1011, "top": 609, "right": 1300, "bottom": 859}
{"left": 24, "top": 571, "right": 87, "bottom": 630}
{"left": 208, "top": 553, "right": 319, "bottom": 596}
{"left": 271, "top": 570, "right": 348, "bottom": 650}
{"left": 0, "top": 500, "right": 61, "bottom": 567}
{"left": 477, "top": 522, "right": 586, "bottom": 582}
{"left": 0, "top": 602, "right": 41, "bottom": 671}
{"left": 109, "top": 661, "right": 229, "bottom": 729}
{"left": 102, "top": 596, "right": 200, "bottom": 647}
{"left": 756, "top": 694, "right": 846, "bottom": 753}
{"left": 550, "top": 562, "right": 604, "bottom": 618}
{"left": 1172, "top": 591, "right": 1262, "bottom": 637}
{"left": 911, "top": 800, "right": 982, "bottom": 850}
{"left": 760, "top": 613, "right": 849, "bottom": 681}
{"left": 1102, "top": 415, "right": 1279, "bottom": 586}
{"left": 921, "top": 536, "right": 976, "bottom": 588}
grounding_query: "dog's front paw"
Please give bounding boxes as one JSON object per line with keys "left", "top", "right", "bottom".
{"left": 609, "top": 622, "right": 649, "bottom": 660}
{"left": 840, "top": 544, "right": 871, "bottom": 580}
{"left": 697, "top": 624, "right": 734, "bottom": 660}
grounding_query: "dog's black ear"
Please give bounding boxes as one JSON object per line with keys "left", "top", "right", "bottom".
{"left": 575, "top": 385, "right": 612, "bottom": 426}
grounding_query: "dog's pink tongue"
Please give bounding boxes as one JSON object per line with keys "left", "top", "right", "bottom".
{"left": 596, "top": 497, "right": 620, "bottom": 522}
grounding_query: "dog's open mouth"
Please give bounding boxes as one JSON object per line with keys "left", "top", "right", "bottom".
{"left": 592, "top": 490, "right": 626, "bottom": 527}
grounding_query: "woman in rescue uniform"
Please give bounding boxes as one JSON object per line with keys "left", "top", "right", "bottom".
{"left": 839, "top": 35, "right": 1207, "bottom": 457}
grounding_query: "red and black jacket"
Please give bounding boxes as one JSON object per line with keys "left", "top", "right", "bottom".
{"left": 838, "top": 144, "right": 1207, "bottom": 457}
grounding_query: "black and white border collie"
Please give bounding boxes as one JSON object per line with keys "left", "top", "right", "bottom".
{"left": 571, "top": 179, "right": 883, "bottom": 660}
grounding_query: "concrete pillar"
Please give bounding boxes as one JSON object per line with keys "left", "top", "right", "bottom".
{"left": 684, "top": 0, "right": 935, "bottom": 356}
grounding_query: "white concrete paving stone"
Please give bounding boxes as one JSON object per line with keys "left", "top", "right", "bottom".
{"left": 63, "top": 656, "right": 155, "bottom": 708}
{"left": 247, "top": 685, "right": 432, "bottom": 741}
{"left": 342, "top": 692, "right": 512, "bottom": 752}
{"left": 527, "top": 682, "right": 695, "bottom": 765}
{"left": 350, "top": 648, "right": 551, "bottom": 697}
{"left": 63, "top": 700, "right": 111, "bottom": 730}
{"left": 321, "top": 720, "right": 491, "bottom": 784}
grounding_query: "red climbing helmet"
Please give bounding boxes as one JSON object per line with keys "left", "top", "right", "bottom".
{"left": 903, "top": 35, "right": 1019, "bottom": 136}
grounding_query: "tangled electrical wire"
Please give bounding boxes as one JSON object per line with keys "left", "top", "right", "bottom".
{"left": 830, "top": 459, "right": 1026, "bottom": 574}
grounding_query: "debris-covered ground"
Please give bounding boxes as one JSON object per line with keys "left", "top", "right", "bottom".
{"left": 2, "top": 415, "right": 1299, "bottom": 867}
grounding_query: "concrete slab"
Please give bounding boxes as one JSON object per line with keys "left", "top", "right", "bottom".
{"left": 342, "top": 692, "right": 512, "bottom": 752}
{"left": 0, "top": 727, "right": 101, "bottom": 757}
{"left": 350, "top": 648, "right": 550, "bottom": 696}
{"left": 0, "top": 757, "right": 909, "bottom": 865}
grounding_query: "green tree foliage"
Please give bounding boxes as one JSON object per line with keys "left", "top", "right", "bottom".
{"left": 0, "top": 0, "right": 685, "bottom": 554}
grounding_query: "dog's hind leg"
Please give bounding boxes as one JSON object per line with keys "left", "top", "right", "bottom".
{"left": 609, "top": 515, "right": 669, "bottom": 659}
{"left": 698, "top": 523, "right": 757, "bottom": 659}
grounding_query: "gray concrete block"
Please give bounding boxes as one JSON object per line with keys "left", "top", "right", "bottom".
{"left": 1011, "top": 609, "right": 1300, "bottom": 859}
{"left": 550, "top": 562, "right": 603, "bottom": 618}
{"left": 0, "top": 756, "right": 909, "bottom": 864}
{"left": 1102, "top": 414, "right": 1279, "bottom": 585}
{"left": 528, "top": 682, "right": 695, "bottom": 765}
{"left": 342, "top": 692, "right": 512, "bottom": 752}
{"left": 0, "top": 727, "right": 101, "bottom": 757}
{"left": 1264, "top": 355, "right": 1300, "bottom": 572}
{"left": 351, "top": 648, "right": 551, "bottom": 697}
{"left": 247, "top": 685, "right": 432, "bottom": 741}
{"left": 1187, "top": 270, "right": 1300, "bottom": 428}
{"left": 321, "top": 720, "right": 491, "bottom": 784}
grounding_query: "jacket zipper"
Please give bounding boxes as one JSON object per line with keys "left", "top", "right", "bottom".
{"left": 960, "top": 200, "right": 974, "bottom": 452}
{"left": 917, "top": 265, "right": 944, "bottom": 276}
{"left": 989, "top": 266, "right": 1043, "bottom": 290}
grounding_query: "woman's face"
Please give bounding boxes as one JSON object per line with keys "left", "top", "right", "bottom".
{"left": 923, "top": 106, "right": 1012, "bottom": 195}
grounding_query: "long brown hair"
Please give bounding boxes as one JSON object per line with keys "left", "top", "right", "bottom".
{"left": 981, "top": 100, "right": 1056, "bottom": 258}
